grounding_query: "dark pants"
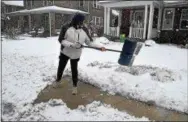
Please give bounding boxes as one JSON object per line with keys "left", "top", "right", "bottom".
{"left": 56, "top": 53, "right": 79, "bottom": 87}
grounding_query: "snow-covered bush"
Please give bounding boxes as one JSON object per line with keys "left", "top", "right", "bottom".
{"left": 86, "top": 22, "right": 104, "bottom": 37}
{"left": 5, "top": 27, "right": 19, "bottom": 40}
{"left": 185, "top": 44, "right": 188, "bottom": 49}
{"left": 145, "top": 40, "right": 156, "bottom": 47}
{"left": 94, "top": 37, "right": 110, "bottom": 45}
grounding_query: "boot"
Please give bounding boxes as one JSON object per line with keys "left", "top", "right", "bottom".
{"left": 72, "top": 87, "right": 78, "bottom": 95}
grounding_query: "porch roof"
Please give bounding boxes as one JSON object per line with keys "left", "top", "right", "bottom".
{"left": 164, "top": 1, "right": 188, "bottom": 7}
{"left": 6, "top": 5, "right": 89, "bottom": 16}
{"left": 98, "top": 1, "right": 154, "bottom": 8}
{"left": 2, "top": 1, "right": 24, "bottom": 7}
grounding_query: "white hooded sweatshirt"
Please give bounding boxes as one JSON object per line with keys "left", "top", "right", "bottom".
{"left": 61, "top": 27, "right": 101, "bottom": 59}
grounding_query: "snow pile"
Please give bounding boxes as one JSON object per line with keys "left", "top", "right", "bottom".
{"left": 145, "top": 40, "right": 156, "bottom": 46}
{"left": 65, "top": 61, "right": 188, "bottom": 113}
{"left": 2, "top": 99, "right": 149, "bottom": 121}
{"left": 87, "top": 62, "right": 180, "bottom": 83}
{"left": 94, "top": 37, "right": 110, "bottom": 45}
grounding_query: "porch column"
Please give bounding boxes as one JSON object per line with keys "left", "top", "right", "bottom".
{"left": 117, "top": 10, "right": 121, "bottom": 37}
{"left": 143, "top": 5, "right": 148, "bottom": 39}
{"left": 147, "top": 3, "right": 154, "bottom": 39}
{"left": 28, "top": 14, "right": 32, "bottom": 31}
{"left": 104, "top": 7, "right": 107, "bottom": 34}
{"left": 106, "top": 7, "right": 110, "bottom": 35}
{"left": 157, "top": 6, "right": 162, "bottom": 33}
{"left": 49, "top": 12, "right": 51, "bottom": 37}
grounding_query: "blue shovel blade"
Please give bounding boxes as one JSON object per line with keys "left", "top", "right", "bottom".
{"left": 118, "top": 38, "right": 143, "bottom": 66}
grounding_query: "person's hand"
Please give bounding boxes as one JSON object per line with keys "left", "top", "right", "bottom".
{"left": 101, "top": 47, "right": 106, "bottom": 51}
{"left": 71, "top": 42, "right": 82, "bottom": 49}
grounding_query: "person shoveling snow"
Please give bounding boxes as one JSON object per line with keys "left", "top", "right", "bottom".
{"left": 54, "top": 13, "right": 106, "bottom": 95}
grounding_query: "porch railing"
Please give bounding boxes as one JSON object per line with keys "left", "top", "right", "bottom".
{"left": 129, "top": 27, "right": 144, "bottom": 39}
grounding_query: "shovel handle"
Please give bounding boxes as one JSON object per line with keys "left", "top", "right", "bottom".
{"left": 83, "top": 46, "right": 121, "bottom": 53}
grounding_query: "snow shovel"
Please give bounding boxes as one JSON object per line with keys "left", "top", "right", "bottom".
{"left": 83, "top": 38, "right": 144, "bottom": 66}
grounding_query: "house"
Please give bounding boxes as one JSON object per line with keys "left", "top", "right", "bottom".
{"left": 6, "top": 0, "right": 104, "bottom": 36}
{"left": 99, "top": 0, "right": 188, "bottom": 44}
{"left": 1, "top": 1, "right": 24, "bottom": 32}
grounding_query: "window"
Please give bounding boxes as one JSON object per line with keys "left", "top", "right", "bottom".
{"left": 7, "top": 6, "right": 12, "bottom": 12}
{"left": 93, "top": 0, "right": 101, "bottom": 9}
{"left": 96, "top": 17, "right": 100, "bottom": 25}
{"left": 12, "top": 7, "right": 14, "bottom": 12}
{"left": 93, "top": 0, "right": 97, "bottom": 8}
{"left": 31, "top": 0, "right": 34, "bottom": 8}
{"left": 180, "top": 9, "right": 188, "bottom": 30}
{"left": 153, "top": 8, "right": 158, "bottom": 28}
{"left": 47, "top": 0, "right": 54, "bottom": 6}
{"left": 92, "top": 16, "right": 102, "bottom": 25}
{"left": 43, "top": 0, "right": 47, "bottom": 6}
{"left": 162, "top": 8, "right": 175, "bottom": 30}
{"left": 79, "top": 0, "right": 84, "bottom": 7}
{"left": 92, "top": 16, "right": 96, "bottom": 24}
{"left": 27, "top": 0, "right": 31, "bottom": 8}
{"left": 101, "top": 17, "right": 103, "bottom": 25}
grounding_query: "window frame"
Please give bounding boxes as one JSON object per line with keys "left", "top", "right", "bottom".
{"left": 79, "top": 0, "right": 85, "bottom": 7}
{"left": 179, "top": 8, "right": 188, "bottom": 30}
{"left": 162, "top": 8, "right": 175, "bottom": 30}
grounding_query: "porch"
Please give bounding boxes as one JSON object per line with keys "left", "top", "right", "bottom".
{"left": 99, "top": 1, "right": 163, "bottom": 40}
{"left": 6, "top": 5, "right": 89, "bottom": 37}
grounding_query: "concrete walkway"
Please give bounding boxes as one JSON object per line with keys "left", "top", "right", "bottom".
{"left": 34, "top": 76, "right": 188, "bottom": 121}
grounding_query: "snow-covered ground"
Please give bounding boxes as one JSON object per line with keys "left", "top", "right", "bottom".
{"left": 2, "top": 99, "right": 148, "bottom": 121}
{"left": 2, "top": 35, "right": 188, "bottom": 120}
{"left": 2, "top": 36, "right": 148, "bottom": 121}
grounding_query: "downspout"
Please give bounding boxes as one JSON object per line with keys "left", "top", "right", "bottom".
{"left": 49, "top": 12, "right": 51, "bottom": 37}
{"left": 87, "top": 1, "right": 90, "bottom": 23}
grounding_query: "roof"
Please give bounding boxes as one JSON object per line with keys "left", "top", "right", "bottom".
{"left": 6, "top": 5, "right": 89, "bottom": 16}
{"left": 2, "top": 1, "right": 24, "bottom": 7}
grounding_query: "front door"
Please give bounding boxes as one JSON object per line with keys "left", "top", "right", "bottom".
{"left": 120, "top": 9, "right": 131, "bottom": 37}
{"left": 132, "top": 10, "right": 144, "bottom": 28}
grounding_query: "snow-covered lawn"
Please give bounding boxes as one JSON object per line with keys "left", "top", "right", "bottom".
{"left": 76, "top": 40, "right": 188, "bottom": 113}
{"left": 2, "top": 35, "right": 187, "bottom": 120}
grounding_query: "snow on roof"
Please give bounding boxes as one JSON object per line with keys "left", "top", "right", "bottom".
{"left": 29, "top": 6, "right": 89, "bottom": 14}
{"left": 163, "top": 0, "right": 188, "bottom": 6}
{"left": 2, "top": 1, "right": 24, "bottom": 7}
{"left": 6, "top": 9, "right": 29, "bottom": 16}
{"left": 6, "top": 5, "right": 89, "bottom": 16}
{"left": 163, "top": 1, "right": 179, "bottom": 3}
